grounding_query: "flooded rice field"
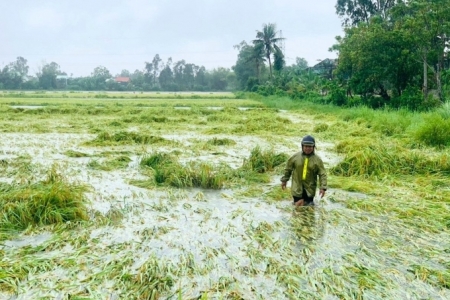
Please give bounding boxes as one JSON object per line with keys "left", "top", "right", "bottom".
{"left": 0, "top": 95, "right": 449, "bottom": 299}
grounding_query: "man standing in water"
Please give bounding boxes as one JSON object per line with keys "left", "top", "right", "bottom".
{"left": 281, "top": 135, "right": 327, "bottom": 206}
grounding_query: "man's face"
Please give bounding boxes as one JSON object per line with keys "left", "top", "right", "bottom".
{"left": 302, "top": 145, "right": 314, "bottom": 154}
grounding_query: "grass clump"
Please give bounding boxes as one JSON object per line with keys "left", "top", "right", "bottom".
{"left": 64, "top": 150, "right": 90, "bottom": 157}
{"left": 87, "top": 155, "right": 131, "bottom": 171}
{"left": 242, "top": 146, "right": 288, "bottom": 173}
{"left": 140, "top": 152, "right": 174, "bottom": 169}
{"left": 436, "top": 101, "right": 450, "bottom": 119}
{"left": 139, "top": 152, "right": 227, "bottom": 189}
{"left": 226, "top": 146, "right": 288, "bottom": 185}
{"left": 168, "top": 161, "right": 228, "bottom": 189}
{"left": 139, "top": 114, "right": 169, "bottom": 123}
{"left": 332, "top": 140, "right": 450, "bottom": 177}
{"left": 138, "top": 148, "right": 285, "bottom": 189}
{"left": 206, "top": 137, "right": 236, "bottom": 146}
{"left": 413, "top": 114, "right": 450, "bottom": 147}
{"left": 87, "top": 131, "right": 168, "bottom": 145}
{"left": 0, "top": 167, "right": 88, "bottom": 235}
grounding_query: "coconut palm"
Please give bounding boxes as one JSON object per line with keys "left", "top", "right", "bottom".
{"left": 253, "top": 23, "right": 284, "bottom": 80}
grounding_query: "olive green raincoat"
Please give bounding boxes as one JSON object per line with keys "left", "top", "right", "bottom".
{"left": 281, "top": 151, "right": 327, "bottom": 198}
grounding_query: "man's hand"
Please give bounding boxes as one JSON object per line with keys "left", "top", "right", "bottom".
{"left": 319, "top": 189, "right": 326, "bottom": 198}
{"left": 281, "top": 181, "right": 287, "bottom": 190}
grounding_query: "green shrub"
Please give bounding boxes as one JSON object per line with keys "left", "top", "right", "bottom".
{"left": 328, "top": 84, "right": 347, "bottom": 106}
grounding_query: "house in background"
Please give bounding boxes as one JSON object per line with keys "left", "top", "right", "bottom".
{"left": 308, "top": 58, "right": 337, "bottom": 79}
{"left": 114, "top": 77, "right": 131, "bottom": 84}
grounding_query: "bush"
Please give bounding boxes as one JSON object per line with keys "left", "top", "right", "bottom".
{"left": 391, "top": 86, "right": 423, "bottom": 110}
{"left": 328, "top": 84, "right": 347, "bottom": 106}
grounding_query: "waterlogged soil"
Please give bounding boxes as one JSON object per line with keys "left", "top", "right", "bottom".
{"left": 0, "top": 107, "right": 449, "bottom": 299}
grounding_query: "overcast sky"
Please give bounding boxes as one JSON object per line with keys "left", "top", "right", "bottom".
{"left": 1, "top": 0, "right": 344, "bottom": 77}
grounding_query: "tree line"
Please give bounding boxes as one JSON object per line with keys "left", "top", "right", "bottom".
{"left": 0, "top": 56, "right": 237, "bottom": 92}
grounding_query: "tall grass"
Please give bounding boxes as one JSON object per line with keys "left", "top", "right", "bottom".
{"left": 413, "top": 114, "right": 450, "bottom": 147}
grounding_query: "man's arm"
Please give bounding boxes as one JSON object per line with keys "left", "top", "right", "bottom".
{"left": 280, "top": 156, "right": 294, "bottom": 189}
{"left": 318, "top": 159, "right": 327, "bottom": 197}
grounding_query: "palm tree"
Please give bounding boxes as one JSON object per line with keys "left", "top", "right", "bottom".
{"left": 253, "top": 23, "right": 284, "bottom": 80}
{"left": 250, "top": 43, "right": 266, "bottom": 83}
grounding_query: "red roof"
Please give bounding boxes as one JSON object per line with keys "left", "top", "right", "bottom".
{"left": 114, "top": 77, "right": 131, "bottom": 83}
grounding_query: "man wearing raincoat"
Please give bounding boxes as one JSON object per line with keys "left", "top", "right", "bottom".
{"left": 281, "top": 135, "right": 327, "bottom": 206}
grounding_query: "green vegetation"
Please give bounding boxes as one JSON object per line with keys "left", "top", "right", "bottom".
{"left": 0, "top": 167, "right": 88, "bottom": 233}
{"left": 136, "top": 147, "right": 287, "bottom": 189}
{"left": 241, "top": 146, "right": 287, "bottom": 173}
{"left": 0, "top": 92, "right": 449, "bottom": 299}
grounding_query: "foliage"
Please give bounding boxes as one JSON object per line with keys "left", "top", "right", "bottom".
{"left": 328, "top": 81, "right": 348, "bottom": 106}
{"left": 0, "top": 55, "right": 236, "bottom": 92}
{"left": 334, "top": 18, "right": 419, "bottom": 107}
{"left": 253, "top": 23, "right": 284, "bottom": 80}
{"left": 232, "top": 41, "right": 267, "bottom": 90}
{"left": 335, "top": 0, "right": 403, "bottom": 26}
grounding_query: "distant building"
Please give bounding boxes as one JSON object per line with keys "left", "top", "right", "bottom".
{"left": 114, "top": 77, "right": 131, "bottom": 84}
{"left": 308, "top": 58, "right": 337, "bottom": 79}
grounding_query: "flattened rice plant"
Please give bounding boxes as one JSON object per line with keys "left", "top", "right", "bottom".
{"left": 128, "top": 256, "right": 175, "bottom": 299}
{"left": 87, "top": 131, "right": 168, "bottom": 146}
{"left": 242, "top": 146, "right": 287, "bottom": 173}
{"left": 332, "top": 141, "right": 450, "bottom": 177}
{"left": 139, "top": 152, "right": 228, "bottom": 189}
{"left": 0, "top": 167, "right": 88, "bottom": 235}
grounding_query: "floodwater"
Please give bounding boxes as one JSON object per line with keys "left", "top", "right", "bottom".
{"left": 0, "top": 114, "right": 449, "bottom": 299}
